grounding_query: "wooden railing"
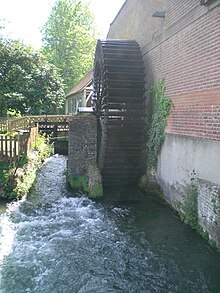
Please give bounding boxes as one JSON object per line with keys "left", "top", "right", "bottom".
{"left": 0, "top": 115, "right": 73, "bottom": 133}
{"left": 0, "top": 115, "right": 77, "bottom": 161}
{"left": 0, "top": 127, "right": 38, "bottom": 162}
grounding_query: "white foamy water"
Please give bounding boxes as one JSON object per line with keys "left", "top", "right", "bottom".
{"left": 0, "top": 155, "right": 220, "bottom": 293}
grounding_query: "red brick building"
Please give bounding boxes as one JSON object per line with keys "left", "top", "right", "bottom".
{"left": 108, "top": 0, "right": 220, "bottom": 247}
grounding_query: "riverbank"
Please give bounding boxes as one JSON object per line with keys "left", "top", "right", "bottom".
{"left": 0, "top": 134, "right": 51, "bottom": 201}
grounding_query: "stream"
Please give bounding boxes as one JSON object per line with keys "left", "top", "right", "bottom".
{"left": 0, "top": 155, "right": 220, "bottom": 293}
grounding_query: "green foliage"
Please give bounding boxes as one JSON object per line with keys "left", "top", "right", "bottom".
{"left": 33, "top": 134, "right": 52, "bottom": 164}
{"left": 180, "top": 185, "right": 199, "bottom": 230}
{"left": 13, "top": 168, "right": 37, "bottom": 200}
{"left": 17, "top": 153, "right": 28, "bottom": 168}
{"left": 146, "top": 79, "right": 172, "bottom": 169}
{"left": 0, "top": 161, "right": 11, "bottom": 194}
{"left": 0, "top": 39, "right": 65, "bottom": 116}
{"left": 7, "top": 108, "right": 21, "bottom": 118}
{"left": 0, "top": 133, "right": 51, "bottom": 200}
{"left": 42, "top": 0, "right": 97, "bottom": 92}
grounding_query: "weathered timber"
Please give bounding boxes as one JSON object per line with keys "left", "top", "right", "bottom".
{"left": 93, "top": 39, "right": 146, "bottom": 187}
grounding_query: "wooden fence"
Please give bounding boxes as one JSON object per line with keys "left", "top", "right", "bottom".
{"left": 0, "top": 127, "right": 38, "bottom": 162}
{"left": 0, "top": 115, "right": 73, "bottom": 133}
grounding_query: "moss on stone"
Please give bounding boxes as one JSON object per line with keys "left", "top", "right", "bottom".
{"left": 67, "top": 175, "right": 89, "bottom": 193}
{"left": 138, "top": 174, "right": 162, "bottom": 197}
{"left": 67, "top": 163, "right": 103, "bottom": 198}
{"left": 89, "top": 182, "right": 103, "bottom": 199}
{"left": 87, "top": 163, "right": 103, "bottom": 199}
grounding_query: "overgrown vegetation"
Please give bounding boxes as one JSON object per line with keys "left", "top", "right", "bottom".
{"left": 0, "top": 134, "right": 51, "bottom": 200}
{"left": 179, "top": 172, "right": 217, "bottom": 248}
{"left": 146, "top": 79, "right": 172, "bottom": 170}
{"left": 0, "top": 162, "right": 11, "bottom": 195}
{"left": 33, "top": 134, "right": 52, "bottom": 164}
{"left": 180, "top": 184, "right": 199, "bottom": 230}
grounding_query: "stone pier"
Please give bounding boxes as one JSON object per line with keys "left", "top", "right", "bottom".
{"left": 67, "top": 114, "right": 103, "bottom": 198}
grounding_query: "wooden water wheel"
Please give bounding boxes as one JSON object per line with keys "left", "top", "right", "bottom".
{"left": 93, "top": 39, "right": 146, "bottom": 186}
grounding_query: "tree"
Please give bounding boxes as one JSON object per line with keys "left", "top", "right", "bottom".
{"left": 42, "top": 0, "right": 97, "bottom": 92}
{"left": 0, "top": 39, "right": 65, "bottom": 116}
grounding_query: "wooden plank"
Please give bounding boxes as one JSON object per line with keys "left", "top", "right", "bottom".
{"left": 5, "top": 136, "right": 8, "bottom": 159}
{"left": 14, "top": 136, "right": 17, "bottom": 159}
{"left": 9, "top": 136, "right": 13, "bottom": 161}
{"left": 0, "top": 137, "right": 3, "bottom": 157}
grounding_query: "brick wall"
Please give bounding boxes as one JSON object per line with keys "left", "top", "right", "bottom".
{"left": 108, "top": 0, "right": 220, "bottom": 141}
{"left": 109, "top": 0, "right": 199, "bottom": 47}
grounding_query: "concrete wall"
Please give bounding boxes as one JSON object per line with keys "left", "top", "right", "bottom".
{"left": 157, "top": 133, "right": 220, "bottom": 246}
{"left": 158, "top": 134, "right": 220, "bottom": 196}
{"left": 108, "top": 0, "right": 220, "bottom": 247}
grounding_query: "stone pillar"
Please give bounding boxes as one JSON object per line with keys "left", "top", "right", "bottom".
{"left": 67, "top": 114, "right": 103, "bottom": 198}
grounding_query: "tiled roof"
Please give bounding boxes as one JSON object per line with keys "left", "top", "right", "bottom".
{"left": 66, "top": 69, "right": 93, "bottom": 97}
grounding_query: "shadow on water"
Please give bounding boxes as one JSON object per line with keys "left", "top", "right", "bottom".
{"left": 101, "top": 185, "right": 147, "bottom": 204}
{"left": 0, "top": 155, "right": 220, "bottom": 293}
{"left": 100, "top": 187, "right": 220, "bottom": 292}
{"left": 0, "top": 199, "right": 11, "bottom": 215}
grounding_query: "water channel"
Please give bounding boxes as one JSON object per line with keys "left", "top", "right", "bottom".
{"left": 0, "top": 155, "right": 220, "bottom": 293}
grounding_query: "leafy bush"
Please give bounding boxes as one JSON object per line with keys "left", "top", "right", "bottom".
{"left": 146, "top": 79, "right": 172, "bottom": 169}
{"left": 0, "top": 133, "right": 52, "bottom": 200}
{"left": 33, "top": 134, "right": 52, "bottom": 163}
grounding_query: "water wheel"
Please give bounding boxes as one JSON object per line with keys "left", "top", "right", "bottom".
{"left": 93, "top": 39, "right": 146, "bottom": 186}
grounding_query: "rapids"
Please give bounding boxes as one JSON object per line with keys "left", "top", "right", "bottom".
{"left": 0, "top": 155, "right": 220, "bottom": 293}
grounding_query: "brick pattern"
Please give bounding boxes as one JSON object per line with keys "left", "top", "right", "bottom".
{"left": 143, "top": 6, "right": 220, "bottom": 95}
{"left": 108, "top": 1, "right": 220, "bottom": 141}
{"left": 167, "top": 104, "right": 220, "bottom": 140}
{"left": 108, "top": 0, "right": 199, "bottom": 47}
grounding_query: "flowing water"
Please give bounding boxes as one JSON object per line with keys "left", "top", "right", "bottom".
{"left": 0, "top": 155, "right": 220, "bottom": 293}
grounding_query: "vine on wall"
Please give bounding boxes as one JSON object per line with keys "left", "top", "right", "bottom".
{"left": 146, "top": 79, "right": 172, "bottom": 170}
{"left": 179, "top": 171, "right": 217, "bottom": 248}
{"left": 181, "top": 184, "right": 199, "bottom": 230}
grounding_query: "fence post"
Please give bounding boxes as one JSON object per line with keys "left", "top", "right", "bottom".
{"left": 0, "top": 136, "right": 3, "bottom": 158}
{"left": 17, "top": 132, "right": 21, "bottom": 159}
{"left": 14, "top": 136, "right": 17, "bottom": 160}
{"left": 9, "top": 136, "right": 13, "bottom": 161}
